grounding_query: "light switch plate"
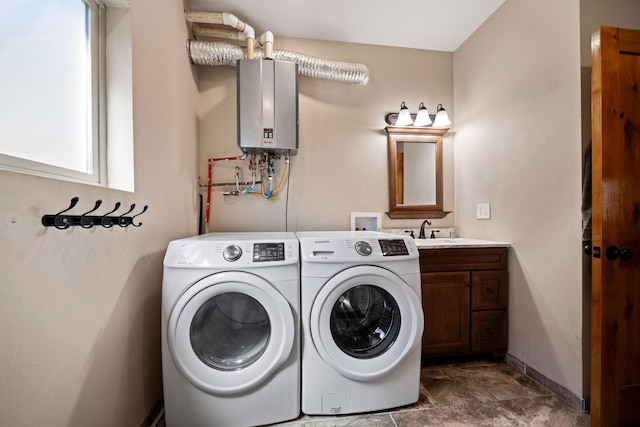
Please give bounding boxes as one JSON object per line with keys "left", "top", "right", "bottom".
{"left": 476, "top": 203, "right": 491, "bottom": 219}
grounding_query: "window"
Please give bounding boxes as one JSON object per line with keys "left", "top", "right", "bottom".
{"left": 0, "top": 0, "right": 104, "bottom": 183}
{"left": 0, "top": 0, "right": 133, "bottom": 190}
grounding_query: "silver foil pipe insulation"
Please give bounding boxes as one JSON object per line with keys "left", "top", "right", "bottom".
{"left": 187, "top": 40, "right": 370, "bottom": 86}
{"left": 187, "top": 39, "right": 244, "bottom": 66}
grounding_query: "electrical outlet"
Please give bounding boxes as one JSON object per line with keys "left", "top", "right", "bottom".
{"left": 476, "top": 203, "right": 491, "bottom": 219}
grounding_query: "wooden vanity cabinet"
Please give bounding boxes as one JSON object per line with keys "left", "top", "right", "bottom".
{"left": 419, "top": 247, "right": 508, "bottom": 358}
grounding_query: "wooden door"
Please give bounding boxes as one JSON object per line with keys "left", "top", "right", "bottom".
{"left": 591, "top": 26, "right": 640, "bottom": 427}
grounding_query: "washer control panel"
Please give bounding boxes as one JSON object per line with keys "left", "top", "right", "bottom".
{"left": 296, "top": 232, "right": 418, "bottom": 263}
{"left": 378, "top": 239, "right": 410, "bottom": 257}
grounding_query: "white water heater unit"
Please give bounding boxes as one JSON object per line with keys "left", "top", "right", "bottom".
{"left": 237, "top": 59, "right": 299, "bottom": 154}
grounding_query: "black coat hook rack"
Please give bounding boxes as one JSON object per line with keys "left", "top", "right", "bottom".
{"left": 42, "top": 197, "right": 149, "bottom": 230}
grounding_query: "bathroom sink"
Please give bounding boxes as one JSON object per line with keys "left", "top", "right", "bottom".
{"left": 414, "top": 238, "right": 510, "bottom": 248}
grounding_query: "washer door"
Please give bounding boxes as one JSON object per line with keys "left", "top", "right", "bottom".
{"left": 310, "top": 265, "right": 423, "bottom": 381}
{"left": 168, "top": 271, "right": 295, "bottom": 395}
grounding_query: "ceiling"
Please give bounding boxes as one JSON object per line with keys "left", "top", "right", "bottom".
{"left": 186, "top": 0, "right": 506, "bottom": 52}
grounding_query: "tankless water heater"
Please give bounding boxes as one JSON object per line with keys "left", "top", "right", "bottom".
{"left": 237, "top": 59, "right": 299, "bottom": 154}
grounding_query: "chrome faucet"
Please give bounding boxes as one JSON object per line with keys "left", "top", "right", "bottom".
{"left": 418, "top": 219, "right": 432, "bottom": 239}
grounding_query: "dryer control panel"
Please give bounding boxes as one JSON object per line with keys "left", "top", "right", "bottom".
{"left": 253, "top": 242, "right": 286, "bottom": 262}
{"left": 165, "top": 233, "right": 299, "bottom": 268}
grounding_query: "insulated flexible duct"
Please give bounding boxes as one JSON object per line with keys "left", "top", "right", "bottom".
{"left": 187, "top": 40, "right": 370, "bottom": 86}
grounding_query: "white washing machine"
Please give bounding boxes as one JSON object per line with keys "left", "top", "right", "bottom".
{"left": 296, "top": 231, "right": 424, "bottom": 415}
{"left": 162, "top": 232, "right": 300, "bottom": 427}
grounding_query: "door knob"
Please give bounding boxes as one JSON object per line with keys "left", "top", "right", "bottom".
{"left": 605, "top": 245, "right": 634, "bottom": 261}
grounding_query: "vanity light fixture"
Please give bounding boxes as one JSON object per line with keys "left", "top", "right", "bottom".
{"left": 432, "top": 103, "right": 452, "bottom": 128}
{"left": 412, "top": 102, "right": 432, "bottom": 126}
{"left": 384, "top": 102, "right": 451, "bottom": 128}
{"left": 395, "top": 101, "right": 413, "bottom": 126}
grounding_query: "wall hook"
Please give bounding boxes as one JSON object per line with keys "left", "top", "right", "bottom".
{"left": 42, "top": 196, "right": 79, "bottom": 229}
{"left": 117, "top": 204, "right": 136, "bottom": 227}
{"left": 79, "top": 200, "right": 103, "bottom": 228}
{"left": 100, "top": 202, "right": 121, "bottom": 228}
{"left": 130, "top": 205, "right": 148, "bottom": 227}
{"left": 42, "top": 198, "right": 148, "bottom": 230}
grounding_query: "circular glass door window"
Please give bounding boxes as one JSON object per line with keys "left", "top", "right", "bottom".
{"left": 190, "top": 292, "right": 271, "bottom": 371}
{"left": 330, "top": 285, "right": 401, "bottom": 359}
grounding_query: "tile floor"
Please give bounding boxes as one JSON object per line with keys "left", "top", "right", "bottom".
{"left": 158, "top": 358, "right": 590, "bottom": 427}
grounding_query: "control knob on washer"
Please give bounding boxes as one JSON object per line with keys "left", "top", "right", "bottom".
{"left": 223, "top": 244, "right": 242, "bottom": 262}
{"left": 355, "top": 241, "right": 372, "bottom": 256}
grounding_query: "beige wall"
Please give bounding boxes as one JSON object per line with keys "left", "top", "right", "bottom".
{"left": 454, "top": 0, "right": 583, "bottom": 396}
{"left": 0, "top": 1, "right": 200, "bottom": 426}
{"left": 199, "top": 38, "right": 454, "bottom": 232}
{"left": 3, "top": 2, "right": 637, "bottom": 425}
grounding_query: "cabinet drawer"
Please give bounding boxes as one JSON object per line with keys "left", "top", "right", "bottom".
{"left": 471, "top": 270, "right": 508, "bottom": 310}
{"left": 471, "top": 310, "right": 508, "bottom": 352}
{"left": 419, "top": 248, "right": 508, "bottom": 272}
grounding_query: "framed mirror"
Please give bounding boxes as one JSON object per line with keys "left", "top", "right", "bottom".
{"left": 385, "top": 126, "right": 451, "bottom": 219}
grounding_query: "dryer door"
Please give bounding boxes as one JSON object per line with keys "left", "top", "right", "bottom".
{"left": 168, "top": 271, "right": 295, "bottom": 395}
{"left": 310, "top": 265, "right": 423, "bottom": 381}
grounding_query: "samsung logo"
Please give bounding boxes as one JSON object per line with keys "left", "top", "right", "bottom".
{"left": 314, "top": 240, "right": 330, "bottom": 244}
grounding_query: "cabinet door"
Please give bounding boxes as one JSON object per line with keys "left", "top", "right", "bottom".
{"left": 421, "top": 271, "right": 470, "bottom": 355}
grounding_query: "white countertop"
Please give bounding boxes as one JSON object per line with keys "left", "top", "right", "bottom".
{"left": 414, "top": 238, "right": 510, "bottom": 249}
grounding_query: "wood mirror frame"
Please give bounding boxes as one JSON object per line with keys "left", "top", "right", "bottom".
{"left": 385, "top": 126, "right": 451, "bottom": 219}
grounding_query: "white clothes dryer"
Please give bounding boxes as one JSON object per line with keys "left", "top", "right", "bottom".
{"left": 162, "top": 232, "right": 300, "bottom": 427}
{"left": 296, "top": 231, "right": 424, "bottom": 415}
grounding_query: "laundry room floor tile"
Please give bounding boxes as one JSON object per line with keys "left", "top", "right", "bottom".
{"left": 155, "top": 359, "right": 590, "bottom": 427}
